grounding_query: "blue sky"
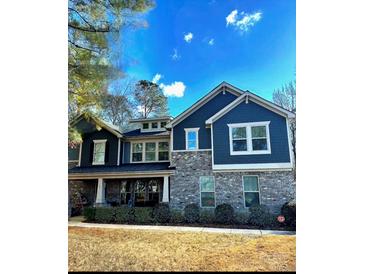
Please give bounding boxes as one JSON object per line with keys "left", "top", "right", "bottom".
{"left": 119, "top": 0, "right": 296, "bottom": 117}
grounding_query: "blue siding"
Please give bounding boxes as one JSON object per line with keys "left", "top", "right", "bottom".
{"left": 212, "top": 99, "right": 291, "bottom": 165}
{"left": 124, "top": 142, "right": 130, "bottom": 163}
{"left": 173, "top": 91, "right": 238, "bottom": 150}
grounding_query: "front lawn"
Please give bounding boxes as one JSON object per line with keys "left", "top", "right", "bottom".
{"left": 68, "top": 227, "right": 296, "bottom": 272}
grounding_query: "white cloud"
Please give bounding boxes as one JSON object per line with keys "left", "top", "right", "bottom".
{"left": 208, "top": 38, "right": 215, "bottom": 46}
{"left": 160, "top": 81, "right": 186, "bottom": 97}
{"left": 226, "top": 10, "right": 238, "bottom": 26}
{"left": 184, "top": 32, "right": 193, "bottom": 43}
{"left": 171, "top": 48, "right": 181, "bottom": 61}
{"left": 226, "top": 10, "right": 262, "bottom": 32}
{"left": 152, "top": 73, "right": 162, "bottom": 84}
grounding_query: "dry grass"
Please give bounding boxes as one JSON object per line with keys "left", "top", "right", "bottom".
{"left": 68, "top": 227, "right": 295, "bottom": 272}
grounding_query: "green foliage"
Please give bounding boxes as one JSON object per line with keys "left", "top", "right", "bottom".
{"left": 199, "top": 209, "right": 215, "bottom": 224}
{"left": 248, "top": 205, "right": 276, "bottom": 228}
{"left": 68, "top": 0, "right": 154, "bottom": 141}
{"left": 184, "top": 203, "right": 200, "bottom": 223}
{"left": 94, "top": 207, "right": 115, "bottom": 223}
{"left": 234, "top": 212, "right": 250, "bottom": 225}
{"left": 115, "top": 206, "right": 135, "bottom": 223}
{"left": 134, "top": 80, "right": 168, "bottom": 118}
{"left": 134, "top": 207, "right": 154, "bottom": 224}
{"left": 281, "top": 200, "right": 296, "bottom": 227}
{"left": 154, "top": 203, "right": 170, "bottom": 223}
{"left": 83, "top": 207, "right": 96, "bottom": 221}
{"left": 214, "top": 204, "right": 235, "bottom": 224}
{"left": 170, "top": 210, "right": 185, "bottom": 224}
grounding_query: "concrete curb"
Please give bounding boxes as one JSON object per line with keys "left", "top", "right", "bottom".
{"left": 68, "top": 221, "right": 296, "bottom": 236}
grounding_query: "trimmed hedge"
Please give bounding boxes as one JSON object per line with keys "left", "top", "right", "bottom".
{"left": 184, "top": 203, "right": 200, "bottom": 223}
{"left": 234, "top": 212, "right": 250, "bottom": 225}
{"left": 134, "top": 207, "right": 154, "bottom": 224}
{"left": 94, "top": 207, "right": 115, "bottom": 223}
{"left": 248, "top": 205, "right": 276, "bottom": 227}
{"left": 200, "top": 209, "right": 215, "bottom": 224}
{"left": 83, "top": 207, "right": 96, "bottom": 222}
{"left": 115, "top": 206, "right": 135, "bottom": 223}
{"left": 281, "top": 200, "right": 296, "bottom": 227}
{"left": 154, "top": 203, "right": 170, "bottom": 223}
{"left": 215, "top": 204, "right": 235, "bottom": 224}
{"left": 170, "top": 210, "right": 184, "bottom": 223}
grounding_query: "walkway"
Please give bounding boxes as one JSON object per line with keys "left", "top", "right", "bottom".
{"left": 68, "top": 220, "right": 295, "bottom": 236}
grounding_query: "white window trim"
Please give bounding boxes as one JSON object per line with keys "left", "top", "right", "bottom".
{"left": 92, "top": 139, "right": 107, "bottom": 165}
{"left": 184, "top": 128, "right": 200, "bottom": 151}
{"left": 242, "top": 175, "right": 261, "bottom": 208}
{"left": 140, "top": 121, "right": 168, "bottom": 132}
{"left": 130, "top": 140, "right": 170, "bottom": 163}
{"left": 228, "top": 121, "right": 271, "bottom": 155}
{"left": 199, "top": 176, "right": 216, "bottom": 208}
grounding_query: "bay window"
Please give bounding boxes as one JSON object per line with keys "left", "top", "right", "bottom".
{"left": 228, "top": 121, "right": 271, "bottom": 155}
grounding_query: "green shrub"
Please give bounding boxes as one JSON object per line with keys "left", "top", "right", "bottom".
{"left": 94, "top": 207, "right": 115, "bottom": 223}
{"left": 184, "top": 203, "right": 200, "bottom": 223}
{"left": 83, "top": 207, "right": 96, "bottom": 222}
{"left": 170, "top": 209, "right": 184, "bottom": 223}
{"left": 115, "top": 206, "right": 134, "bottom": 223}
{"left": 154, "top": 203, "right": 170, "bottom": 223}
{"left": 281, "top": 200, "right": 296, "bottom": 227}
{"left": 134, "top": 207, "right": 154, "bottom": 224}
{"left": 200, "top": 209, "right": 215, "bottom": 224}
{"left": 248, "top": 205, "right": 276, "bottom": 228}
{"left": 234, "top": 211, "right": 250, "bottom": 225}
{"left": 214, "top": 204, "right": 235, "bottom": 224}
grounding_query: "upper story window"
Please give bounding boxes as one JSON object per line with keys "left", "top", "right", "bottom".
{"left": 151, "top": 122, "right": 158, "bottom": 129}
{"left": 160, "top": 121, "right": 167, "bottom": 128}
{"left": 184, "top": 128, "right": 199, "bottom": 150}
{"left": 142, "top": 123, "right": 149, "bottom": 130}
{"left": 92, "top": 140, "right": 106, "bottom": 165}
{"left": 131, "top": 141, "right": 170, "bottom": 163}
{"left": 228, "top": 121, "right": 271, "bottom": 155}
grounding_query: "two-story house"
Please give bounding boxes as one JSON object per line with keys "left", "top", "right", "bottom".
{"left": 68, "top": 82, "right": 295, "bottom": 213}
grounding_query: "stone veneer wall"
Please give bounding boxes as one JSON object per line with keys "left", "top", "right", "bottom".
{"left": 169, "top": 151, "right": 295, "bottom": 213}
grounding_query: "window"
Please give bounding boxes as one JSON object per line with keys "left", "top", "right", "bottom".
{"left": 158, "top": 142, "right": 169, "bottom": 161}
{"left": 132, "top": 143, "right": 143, "bottom": 162}
{"left": 160, "top": 121, "right": 167, "bottom": 128}
{"left": 228, "top": 122, "right": 271, "bottom": 155}
{"left": 134, "top": 180, "right": 146, "bottom": 206}
{"left": 185, "top": 128, "right": 199, "bottom": 150}
{"left": 243, "top": 176, "right": 260, "bottom": 207}
{"left": 145, "top": 142, "right": 156, "bottom": 161}
{"left": 142, "top": 123, "right": 149, "bottom": 129}
{"left": 147, "top": 179, "right": 161, "bottom": 206}
{"left": 200, "top": 176, "right": 215, "bottom": 207}
{"left": 120, "top": 181, "right": 132, "bottom": 205}
{"left": 92, "top": 140, "right": 106, "bottom": 165}
{"left": 151, "top": 122, "right": 158, "bottom": 129}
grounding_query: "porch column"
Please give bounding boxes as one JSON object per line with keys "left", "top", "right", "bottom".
{"left": 95, "top": 178, "right": 106, "bottom": 206}
{"left": 162, "top": 175, "right": 169, "bottom": 203}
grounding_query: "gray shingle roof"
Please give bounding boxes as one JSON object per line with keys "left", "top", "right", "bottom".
{"left": 122, "top": 129, "right": 170, "bottom": 138}
{"left": 69, "top": 163, "right": 174, "bottom": 174}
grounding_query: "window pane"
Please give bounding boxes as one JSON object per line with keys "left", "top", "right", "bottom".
{"left": 201, "top": 192, "right": 215, "bottom": 207}
{"left": 252, "top": 139, "right": 267, "bottom": 151}
{"left": 251, "top": 126, "right": 266, "bottom": 138}
{"left": 135, "top": 181, "right": 145, "bottom": 192}
{"left": 158, "top": 151, "right": 169, "bottom": 161}
{"left": 161, "top": 122, "right": 166, "bottom": 128}
{"left": 132, "top": 153, "right": 142, "bottom": 162}
{"left": 158, "top": 142, "right": 169, "bottom": 151}
{"left": 148, "top": 180, "right": 159, "bottom": 192}
{"left": 94, "top": 142, "right": 105, "bottom": 153}
{"left": 244, "top": 176, "right": 258, "bottom": 191}
{"left": 188, "top": 140, "right": 197, "bottom": 150}
{"left": 152, "top": 122, "right": 158, "bottom": 128}
{"left": 94, "top": 152, "right": 104, "bottom": 163}
{"left": 143, "top": 123, "right": 149, "bottom": 129}
{"left": 132, "top": 143, "right": 143, "bottom": 153}
{"left": 146, "top": 142, "right": 156, "bottom": 152}
{"left": 232, "top": 127, "right": 246, "bottom": 139}
{"left": 120, "top": 181, "right": 127, "bottom": 193}
{"left": 145, "top": 151, "right": 156, "bottom": 161}
{"left": 200, "top": 176, "right": 214, "bottom": 192}
{"left": 233, "top": 140, "right": 247, "bottom": 151}
{"left": 245, "top": 192, "right": 260, "bottom": 207}
{"left": 187, "top": 131, "right": 196, "bottom": 141}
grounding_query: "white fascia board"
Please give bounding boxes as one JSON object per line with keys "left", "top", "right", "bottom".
{"left": 165, "top": 82, "right": 243, "bottom": 128}
{"left": 212, "top": 163, "right": 293, "bottom": 171}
